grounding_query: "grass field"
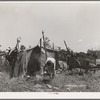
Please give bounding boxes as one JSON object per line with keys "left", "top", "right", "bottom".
{"left": 0, "top": 68, "right": 100, "bottom": 92}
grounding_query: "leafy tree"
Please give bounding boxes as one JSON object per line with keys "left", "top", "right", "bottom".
{"left": 87, "top": 49, "right": 98, "bottom": 59}
{"left": 44, "top": 37, "right": 52, "bottom": 49}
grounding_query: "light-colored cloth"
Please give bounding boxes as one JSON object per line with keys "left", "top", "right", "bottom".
{"left": 58, "top": 60, "right": 68, "bottom": 70}
{"left": 21, "top": 50, "right": 32, "bottom": 76}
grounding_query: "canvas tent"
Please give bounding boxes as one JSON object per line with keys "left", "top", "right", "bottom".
{"left": 12, "top": 45, "right": 41, "bottom": 77}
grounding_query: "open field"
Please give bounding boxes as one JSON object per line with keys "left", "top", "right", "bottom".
{"left": 0, "top": 68, "right": 100, "bottom": 92}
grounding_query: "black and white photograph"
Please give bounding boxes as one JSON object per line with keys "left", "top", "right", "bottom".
{"left": 0, "top": 1, "right": 100, "bottom": 97}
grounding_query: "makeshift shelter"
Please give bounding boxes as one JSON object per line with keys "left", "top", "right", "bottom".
{"left": 27, "top": 45, "right": 41, "bottom": 76}
{"left": 13, "top": 45, "right": 41, "bottom": 77}
{"left": 2, "top": 44, "right": 59, "bottom": 77}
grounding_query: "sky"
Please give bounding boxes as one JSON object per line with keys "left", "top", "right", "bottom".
{"left": 0, "top": 1, "right": 100, "bottom": 52}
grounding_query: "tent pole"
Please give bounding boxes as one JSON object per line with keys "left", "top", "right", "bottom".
{"left": 40, "top": 38, "right": 42, "bottom": 48}
{"left": 64, "top": 40, "right": 68, "bottom": 51}
{"left": 42, "top": 30, "right": 47, "bottom": 59}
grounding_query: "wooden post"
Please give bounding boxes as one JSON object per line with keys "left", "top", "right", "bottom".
{"left": 42, "top": 30, "right": 47, "bottom": 59}
{"left": 64, "top": 40, "right": 68, "bottom": 51}
{"left": 15, "top": 37, "right": 21, "bottom": 51}
{"left": 40, "top": 38, "right": 42, "bottom": 48}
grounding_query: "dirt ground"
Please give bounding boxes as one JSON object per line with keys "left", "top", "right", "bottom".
{"left": 0, "top": 69, "right": 100, "bottom": 92}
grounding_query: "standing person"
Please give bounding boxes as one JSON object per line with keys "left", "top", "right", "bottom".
{"left": 43, "top": 57, "right": 56, "bottom": 80}
{"left": 5, "top": 37, "right": 21, "bottom": 78}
